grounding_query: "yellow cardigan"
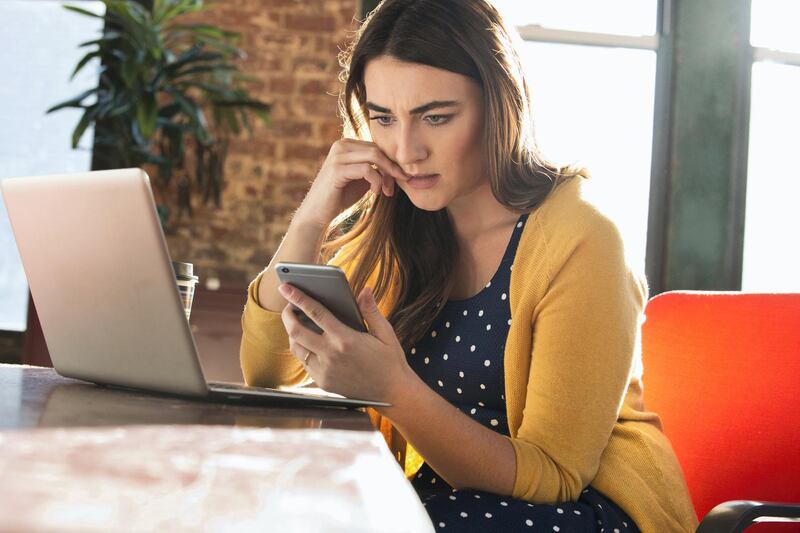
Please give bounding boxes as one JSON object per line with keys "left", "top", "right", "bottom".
{"left": 239, "top": 177, "right": 698, "bottom": 533}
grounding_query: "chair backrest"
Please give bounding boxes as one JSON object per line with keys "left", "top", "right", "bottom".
{"left": 641, "top": 291, "right": 800, "bottom": 521}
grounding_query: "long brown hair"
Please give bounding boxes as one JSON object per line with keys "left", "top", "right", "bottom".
{"left": 322, "top": 0, "right": 582, "bottom": 349}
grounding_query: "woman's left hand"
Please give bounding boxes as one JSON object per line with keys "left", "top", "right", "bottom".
{"left": 278, "top": 283, "right": 412, "bottom": 403}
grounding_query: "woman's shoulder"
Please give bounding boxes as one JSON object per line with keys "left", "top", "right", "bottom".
{"left": 515, "top": 174, "right": 647, "bottom": 301}
{"left": 527, "top": 174, "right": 623, "bottom": 245}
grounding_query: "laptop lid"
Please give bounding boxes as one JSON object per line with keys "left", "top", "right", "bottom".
{"left": 1, "top": 169, "right": 209, "bottom": 397}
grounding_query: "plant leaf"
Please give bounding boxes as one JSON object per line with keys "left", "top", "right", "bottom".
{"left": 136, "top": 92, "right": 158, "bottom": 139}
{"left": 70, "top": 51, "right": 101, "bottom": 80}
{"left": 78, "top": 31, "right": 122, "bottom": 48}
{"left": 172, "top": 63, "right": 237, "bottom": 80}
{"left": 156, "top": 0, "right": 204, "bottom": 24}
{"left": 63, "top": 4, "right": 105, "bottom": 19}
{"left": 239, "top": 106, "right": 252, "bottom": 136}
{"left": 170, "top": 92, "right": 210, "bottom": 143}
{"left": 71, "top": 107, "right": 97, "bottom": 148}
{"left": 46, "top": 88, "right": 98, "bottom": 113}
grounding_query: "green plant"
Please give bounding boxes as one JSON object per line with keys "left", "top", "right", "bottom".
{"left": 48, "top": 0, "right": 270, "bottom": 223}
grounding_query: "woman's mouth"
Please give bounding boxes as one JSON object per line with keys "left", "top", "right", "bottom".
{"left": 407, "top": 174, "right": 439, "bottom": 190}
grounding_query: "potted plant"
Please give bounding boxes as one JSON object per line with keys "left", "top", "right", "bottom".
{"left": 48, "top": 0, "right": 270, "bottom": 228}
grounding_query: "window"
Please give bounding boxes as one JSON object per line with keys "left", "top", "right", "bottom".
{"left": 741, "top": 0, "right": 800, "bottom": 291}
{"left": 491, "top": 1, "right": 660, "bottom": 270}
{"left": 496, "top": 0, "right": 657, "bottom": 37}
{"left": 0, "top": 0, "right": 104, "bottom": 330}
{"left": 750, "top": 0, "right": 800, "bottom": 54}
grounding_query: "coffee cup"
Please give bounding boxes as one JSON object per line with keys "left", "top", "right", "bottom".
{"left": 172, "top": 261, "right": 199, "bottom": 320}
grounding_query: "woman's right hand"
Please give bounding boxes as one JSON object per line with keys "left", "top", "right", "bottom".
{"left": 294, "top": 139, "right": 408, "bottom": 229}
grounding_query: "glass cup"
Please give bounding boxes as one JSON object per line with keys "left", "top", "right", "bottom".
{"left": 172, "top": 261, "right": 199, "bottom": 320}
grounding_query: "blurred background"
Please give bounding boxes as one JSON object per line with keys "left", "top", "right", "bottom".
{"left": 0, "top": 0, "right": 797, "bottom": 378}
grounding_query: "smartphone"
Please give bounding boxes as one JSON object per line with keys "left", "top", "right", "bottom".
{"left": 275, "top": 262, "right": 367, "bottom": 334}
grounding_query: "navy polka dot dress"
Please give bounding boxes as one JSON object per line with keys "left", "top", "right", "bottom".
{"left": 406, "top": 213, "right": 640, "bottom": 532}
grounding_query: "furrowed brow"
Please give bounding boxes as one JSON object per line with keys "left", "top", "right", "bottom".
{"left": 365, "top": 100, "right": 461, "bottom": 115}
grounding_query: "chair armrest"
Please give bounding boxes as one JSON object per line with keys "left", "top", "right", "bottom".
{"left": 697, "top": 500, "right": 800, "bottom": 533}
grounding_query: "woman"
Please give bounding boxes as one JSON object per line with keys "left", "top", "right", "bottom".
{"left": 240, "top": 0, "right": 697, "bottom": 531}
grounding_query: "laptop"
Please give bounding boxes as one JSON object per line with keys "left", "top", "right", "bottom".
{"left": 0, "top": 168, "right": 389, "bottom": 409}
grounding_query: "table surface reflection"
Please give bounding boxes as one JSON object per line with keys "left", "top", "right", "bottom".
{"left": 0, "top": 364, "right": 433, "bottom": 532}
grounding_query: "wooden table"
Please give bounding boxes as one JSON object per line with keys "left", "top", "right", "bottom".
{"left": 0, "top": 364, "right": 433, "bottom": 532}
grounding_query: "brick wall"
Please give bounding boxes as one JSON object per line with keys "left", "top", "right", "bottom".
{"left": 165, "top": 0, "right": 360, "bottom": 288}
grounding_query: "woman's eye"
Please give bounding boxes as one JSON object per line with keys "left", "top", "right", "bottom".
{"left": 369, "top": 114, "right": 452, "bottom": 127}
{"left": 425, "top": 114, "right": 451, "bottom": 126}
{"left": 370, "top": 116, "right": 393, "bottom": 127}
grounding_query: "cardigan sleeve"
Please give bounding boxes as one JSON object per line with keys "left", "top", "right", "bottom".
{"left": 239, "top": 271, "right": 312, "bottom": 388}
{"left": 508, "top": 209, "right": 648, "bottom": 503}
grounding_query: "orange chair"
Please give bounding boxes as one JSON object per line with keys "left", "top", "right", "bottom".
{"left": 641, "top": 291, "right": 800, "bottom": 532}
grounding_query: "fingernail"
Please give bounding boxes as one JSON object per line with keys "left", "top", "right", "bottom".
{"left": 278, "top": 284, "right": 293, "bottom": 298}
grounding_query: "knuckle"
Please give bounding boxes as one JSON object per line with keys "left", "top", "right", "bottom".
{"left": 325, "top": 353, "right": 340, "bottom": 370}
{"left": 328, "top": 347, "right": 343, "bottom": 363}
{"left": 336, "top": 336, "right": 352, "bottom": 354}
{"left": 307, "top": 305, "right": 325, "bottom": 324}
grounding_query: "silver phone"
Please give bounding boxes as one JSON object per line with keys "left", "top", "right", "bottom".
{"left": 275, "top": 262, "right": 367, "bottom": 334}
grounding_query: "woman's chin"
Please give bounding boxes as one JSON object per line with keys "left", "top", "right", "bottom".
{"left": 405, "top": 192, "right": 445, "bottom": 212}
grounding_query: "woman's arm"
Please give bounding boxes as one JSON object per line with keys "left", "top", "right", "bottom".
{"left": 507, "top": 206, "right": 646, "bottom": 503}
{"left": 380, "top": 372, "right": 517, "bottom": 495}
{"left": 241, "top": 137, "right": 405, "bottom": 386}
{"left": 240, "top": 210, "right": 328, "bottom": 387}
{"left": 380, "top": 191, "right": 644, "bottom": 502}
{"left": 240, "top": 207, "right": 375, "bottom": 387}
{"left": 256, "top": 211, "right": 328, "bottom": 312}
{"left": 273, "top": 278, "right": 518, "bottom": 494}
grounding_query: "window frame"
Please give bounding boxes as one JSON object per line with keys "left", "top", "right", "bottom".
{"left": 752, "top": 47, "right": 800, "bottom": 66}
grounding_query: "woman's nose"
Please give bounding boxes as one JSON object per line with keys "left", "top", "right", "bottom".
{"left": 394, "top": 124, "right": 428, "bottom": 166}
